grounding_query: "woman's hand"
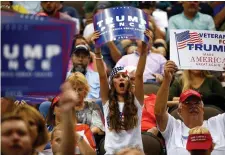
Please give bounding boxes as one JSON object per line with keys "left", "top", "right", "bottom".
{"left": 144, "top": 29, "right": 154, "bottom": 49}
{"left": 90, "top": 31, "right": 100, "bottom": 45}
{"left": 91, "top": 31, "right": 101, "bottom": 54}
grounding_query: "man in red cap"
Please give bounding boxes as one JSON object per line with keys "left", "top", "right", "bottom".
{"left": 187, "top": 126, "right": 214, "bottom": 155}
{"left": 154, "top": 60, "right": 225, "bottom": 155}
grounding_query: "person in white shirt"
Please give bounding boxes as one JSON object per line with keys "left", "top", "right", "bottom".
{"left": 93, "top": 29, "right": 153, "bottom": 154}
{"left": 154, "top": 60, "right": 225, "bottom": 155}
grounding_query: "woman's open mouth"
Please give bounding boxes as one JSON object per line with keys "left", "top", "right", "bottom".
{"left": 119, "top": 83, "right": 125, "bottom": 91}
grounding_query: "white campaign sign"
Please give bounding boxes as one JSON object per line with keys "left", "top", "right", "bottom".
{"left": 170, "top": 29, "right": 225, "bottom": 71}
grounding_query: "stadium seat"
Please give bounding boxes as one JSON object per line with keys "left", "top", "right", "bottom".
{"left": 98, "top": 137, "right": 106, "bottom": 155}
{"left": 202, "top": 93, "right": 225, "bottom": 112}
{"left": 142, "top": 132, "right": 164, "bottom": 155}
{"left": 144, "top": 83, "right": 160, "bottom": 95}
{"left": 203, "top": 105, "right": 224, "bottom": 120}
{"left": 38, "top": 101, "right": 51, "bottom": 119}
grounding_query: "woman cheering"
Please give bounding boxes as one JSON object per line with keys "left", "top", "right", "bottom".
{"left": 92, "top": 29, "right": 153, "bottom": 154}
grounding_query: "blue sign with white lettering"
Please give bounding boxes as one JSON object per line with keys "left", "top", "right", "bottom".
{"left": 93, "top": 6, "right": 149, "bottom": 47}
{"left": 1, "top": 11, "right": 75, "bottom": 97}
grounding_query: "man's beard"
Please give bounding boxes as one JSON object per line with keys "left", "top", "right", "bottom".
{"left": 71, "top": 65, "right": 87, "bottom": 75}
{"left": 43, "top": 8, "right": 55, "bottom": 16}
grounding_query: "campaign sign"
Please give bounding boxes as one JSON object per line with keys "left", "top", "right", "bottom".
{"left": 1, "top": 11, "right": 75, "bottom": 97}
{"left": 93, "top": 6, "right": 149, "bottom": 47}
{"left": 170, "top": 29, "right": 225, "bottom": 71}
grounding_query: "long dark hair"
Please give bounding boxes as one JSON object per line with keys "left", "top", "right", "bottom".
{"left": 108, "top": 81, "right": 138, "bottom": 133}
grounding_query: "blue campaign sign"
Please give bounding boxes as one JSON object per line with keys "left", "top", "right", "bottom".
{"left": 1, "top": 11, "right": 75, "bottom": 97}
{"left": 93, "top": 6, "right": 149, "bottom": 47}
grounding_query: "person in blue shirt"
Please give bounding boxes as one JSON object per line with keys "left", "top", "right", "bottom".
{"left": 167, "top": 1, "right": 215, "bottom": 41}
{"left": 67, "top": 45, "right": 100, "bottom": 100}
{"left": 57, "top": 1, "right": 80, "bottom": 19}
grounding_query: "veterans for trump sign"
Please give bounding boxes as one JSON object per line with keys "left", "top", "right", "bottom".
{"left": 93, "top": 6, "right": 149, "bottom": 47}
{"left": 1, "top": 11, "right": 75, "bottom": 97}
{"left": 170, "top": 29, "right": 225, "bottom": 71}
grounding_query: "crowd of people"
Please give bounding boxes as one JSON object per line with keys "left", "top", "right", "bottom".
{"left": 1, "top": 1, "right": 225, "bottom": 155}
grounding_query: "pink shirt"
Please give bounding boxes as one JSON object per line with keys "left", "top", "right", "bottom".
{"left": 115, "top": 51, "right": 166, "bottom": 82}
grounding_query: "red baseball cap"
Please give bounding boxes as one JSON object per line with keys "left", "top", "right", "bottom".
{"left": 186, "top": 134, "right": 213, "bottom": 151}
{"left": 179, "top": 89, "right": 201, "bottom": 103}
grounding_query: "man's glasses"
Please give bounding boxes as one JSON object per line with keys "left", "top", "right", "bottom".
{"left": 183, "top": 100, "right": 202, "bottom": 106}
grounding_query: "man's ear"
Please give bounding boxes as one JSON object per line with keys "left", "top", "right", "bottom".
{"left": 177, "top": 104, "right": 182, "bottom": 118}
{"left": 177, "top": 109, "right": 181, "bottom": 117}
{"left": 200, "top": 101, "right": 204, "bottom": 113}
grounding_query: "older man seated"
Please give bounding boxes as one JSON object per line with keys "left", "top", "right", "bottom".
{"left": 154, "top": 60, "right": 225, "bottom": 155}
